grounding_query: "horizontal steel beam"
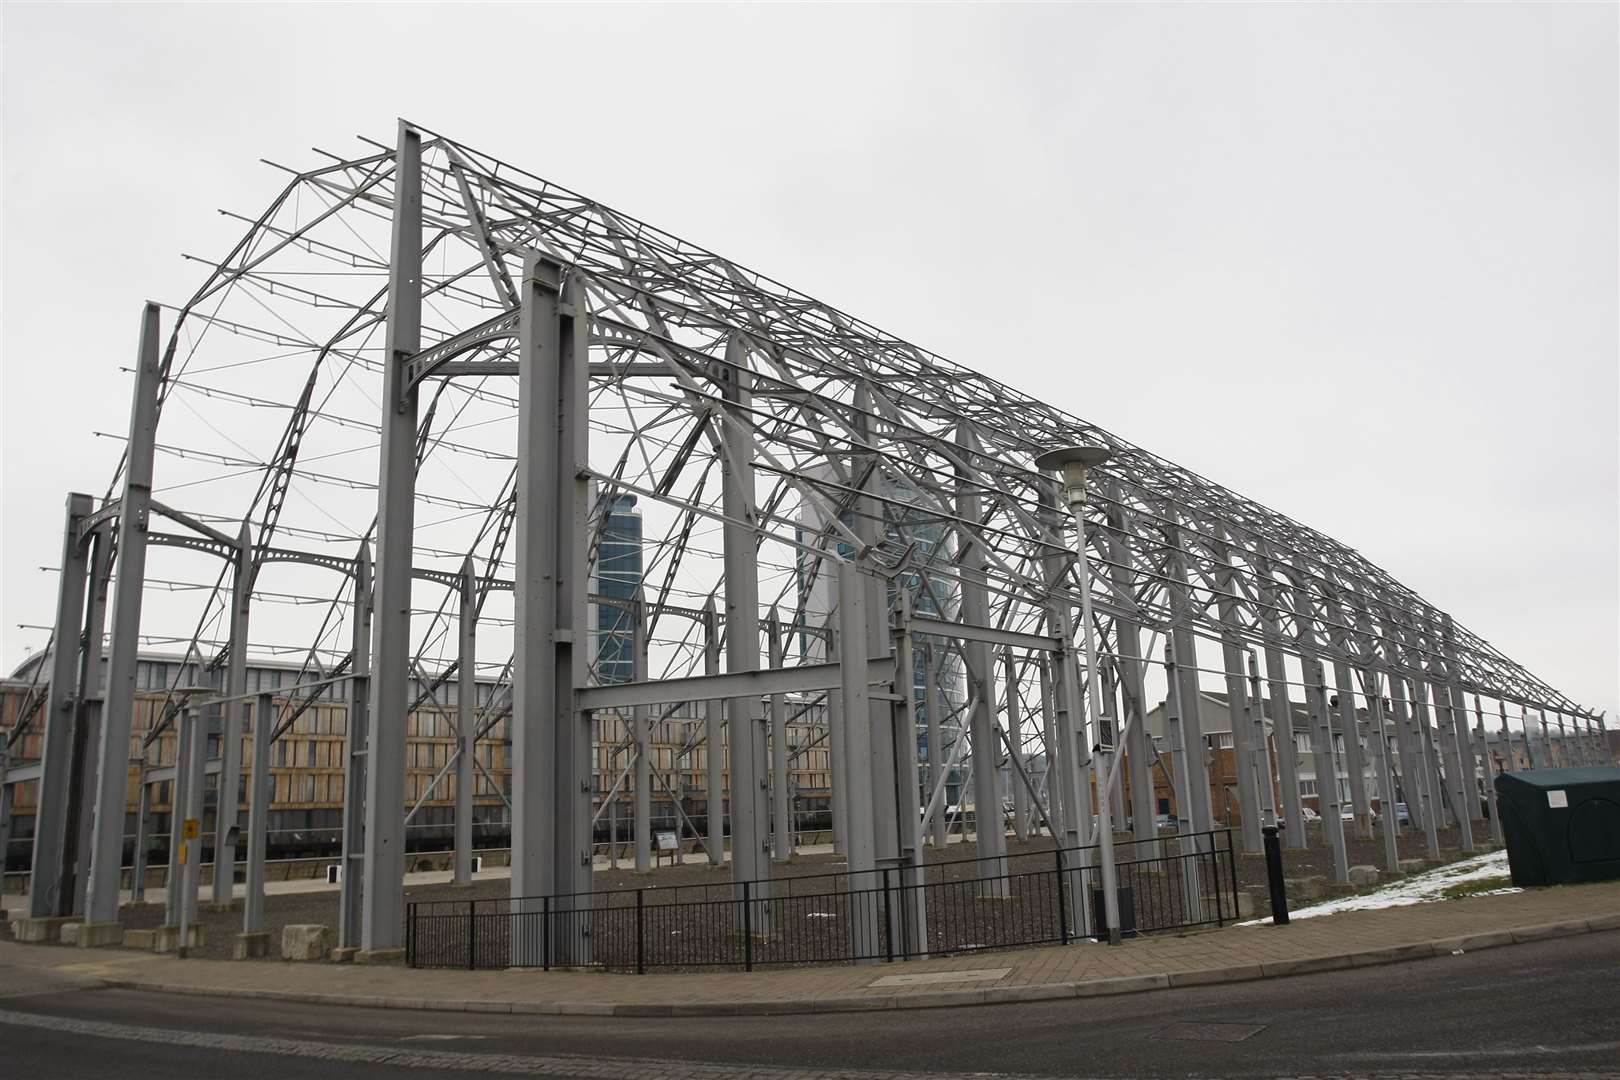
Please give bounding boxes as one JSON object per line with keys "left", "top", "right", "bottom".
{"left": 908, "top": 615, "right": 1062, "bottom": 654}
{"left": 576, "top": 657, "right": 895, "bottom": 711}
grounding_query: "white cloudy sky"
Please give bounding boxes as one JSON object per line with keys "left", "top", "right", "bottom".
{"left": 2, "top": 3, "right": 1615, "bottom": 716}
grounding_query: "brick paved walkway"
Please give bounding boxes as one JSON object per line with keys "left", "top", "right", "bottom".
{"left": 4, "top": 881, "right": 1616, "bottom": 1016}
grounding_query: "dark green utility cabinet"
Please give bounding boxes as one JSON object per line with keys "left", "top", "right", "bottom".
{"left": 1494, "top": 766, "right": 1620, "bottom": 887}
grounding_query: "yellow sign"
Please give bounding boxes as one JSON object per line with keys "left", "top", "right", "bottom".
{"left": 182, "top": 818, "right": 199, "bottom": 840}
{"left": 178, "top": 841, "right": 189, "bottom": 865}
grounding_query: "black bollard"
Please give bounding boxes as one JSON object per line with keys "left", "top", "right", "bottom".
{"left": 1262, "top": 824, "right": 1289, "bottom": 925}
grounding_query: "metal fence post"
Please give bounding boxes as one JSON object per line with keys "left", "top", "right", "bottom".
{"left": 636, "top": 888, "right": 646, "bottom": 975}
{"left": 542, "top": 895, "right": 551, "bottom": 972}
{"left": 742, "top": 881, "right": 753, "bottom": 972}
{"left": 1226, "top": 828, "right": 1240, "bottom": 923}
{"left": 467, "top": 899, "right": 476, "bottom": 970}
{"left": 406, "top": 902, "right": 415, "bottom": 966}
{"left": 1055, "top": 848, "right": 1070, "bottom": 945}
{"left": 882, "top": 867, "right": 894, "bottom": 963}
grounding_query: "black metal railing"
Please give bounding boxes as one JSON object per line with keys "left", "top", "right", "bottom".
{"left": 407, "top": 828, "right": 1237, "bottom": 971}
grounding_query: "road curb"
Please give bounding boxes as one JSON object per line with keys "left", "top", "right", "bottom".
{"left": 81, "top": 918, "right": 1612, "bottom": 1018}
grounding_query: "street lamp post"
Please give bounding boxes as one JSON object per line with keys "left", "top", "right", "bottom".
{"left": 1034, "top": 444, "right": 1121, "bottom": 945}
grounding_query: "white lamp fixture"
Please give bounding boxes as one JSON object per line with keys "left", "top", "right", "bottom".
{"left": 1033, "top": 445, "right": 1112, "bottom": 505}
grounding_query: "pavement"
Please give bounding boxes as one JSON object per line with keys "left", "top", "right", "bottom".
{"left": 3, "top": 926, "right": 1619, "bottom": 1078}
{"left": 3, "top": 877, "right": 1616, "bottom": 1017}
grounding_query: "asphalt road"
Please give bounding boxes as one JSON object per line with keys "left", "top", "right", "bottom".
{"left": 2, "top": 931, "right": 1618, "bottom": 1079}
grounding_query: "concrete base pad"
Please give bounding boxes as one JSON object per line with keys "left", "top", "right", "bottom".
{"left": 123, "top": 929, "right": 158, "bottom": 950}
{"left": 12, "top": 916, "right": 80, "bottom": 943}
{"left": 329, "top": 946, "right": 359, "bottom": 963}
{"left": 354, "top": 947, "right": 405, "bottom": 965}
{"left": 233, "top": 932, "right": 271, "bottom": 960}
{"left": 202, "top": 901, "right": 241, "bottom": 914}
{"left": 75, "top": 921, "right": 125, "bottom": 948}
{"left": 154, "top": 924, "right": 205, "bottom": 954}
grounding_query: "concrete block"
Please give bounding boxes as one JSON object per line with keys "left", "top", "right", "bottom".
{"left": 59, "top": 922, "right": 82, "bottom": 946}
{"left": 330, "top": 946, "right": 359, "bottom": 963}
{"left": 75, "top": 921, "right": 125, "bottom": 948}
{"left": 1286, "top": 875, "right": 1327, "bottom": 901}
{"left": 282, "top": 923, "right": 333, "bottom": 961}
{"left": 12, "top": 916, "right": 80, "bottom": 943}
{"left": 1397, "top": 858, "right": 1429, "bottom": 875}
{"left": 353, "top": 946, "right": 404, "bottom": 965}
{"left": 233, "top": 931, "right": 271, "bottom": 960}
{"left": 153, "top": 924, "right": 205, "bottom": 953}
{"left": 1347, "top": 865, "right": 1380, "bottom": 887}
{"left": 202, "top": 901, "right": 240, "bottom": 914}
{"left": 123, "top": 929, "right": 158, "bottom": 950}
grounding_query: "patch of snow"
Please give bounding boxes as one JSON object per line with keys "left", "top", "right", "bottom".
{"left": 1242, "top": 849, "right": 1519, "bottom": 925}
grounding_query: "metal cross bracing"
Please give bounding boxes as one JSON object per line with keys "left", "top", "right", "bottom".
{"left": 7, "top": 119, "right": 1607, "bottom": 959}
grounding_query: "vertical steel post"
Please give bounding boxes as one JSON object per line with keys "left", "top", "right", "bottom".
{"left": 703, "top": 599, "right": 724, "bottom": 865}
{"left": 29, "top": 493, "right": 93, "bottom": 919}
{"left": 836, "top": 562, "right": 879, "bottom": 960}
{"left": 85, "top": 302, "right": 162, "bottom": 930}
{"left": 1163, "top": 638, "right": 1202, "bottom": 923}
{"left": 1103, "top": 485, "right": 1154, "bottom": 852}
{"left": 1307, "top": 660, "right": 1350, "bottom": 883}
{"left": 1326, "top": 594, "right": 1372, "bottom": 835}
{"left": 179, "top": 699, "right": 205, "bottom": 932}
{"left": 1214, "top": 530, "right": 1260, "bottom": 853}
{"left": 825, "top": 612, "right": 848, "bottom": 856}
{"left": 454, "top": 558, "right": 476, "bottom": 886}
{"left": 1039, "top": 484, "right": 1087, "bottom": 860}
{"left": 212, "top": 522, "right": 251, "bottom": 906}
{"left": 339, "top": 544, "right": 371, "bottom": 950}
{"left": 1162, "top": 511, "right": 1213, "bottom": 834}
{"left": 1291, "top": 563, "right": 1348, "bottom": 883}
{"left": 924, "top": 643, "right": 949, "bottom": 849}
{"left": 165, "top": 703, "right": 192, "bottom": 927}
{"left": 65, "top": 523, "right": 111, "bottom": 918}
{"left": 890, "top": 594, "right": 927, "bottom": 956}
{"left": 767, "top": 610, "right": 793, "bottom": 861}
{"left": 1246, "top": 652, "right": 1277, "bottom": 830}
{"left": 1255, "top": 545, "right": 1305, "bottom": 849}
{"left": 956, "top": 427, "right": 1008, "bottom": 894}
{"left": 1004, "top": 649, "right": 1029, "bottom": 842}
{"left": 130, "top": 777, "right": 150, "bottom": 903}
{"left": 1472, "top": 695, "right": 1503, "bottom": 845}
{"left": 1497, "top": 700, "right": 1515, "bottom": 773}
{"left": 243, "top": 692, "right": 272, "bottom": 935}
{"left": 852, "top": 387, "right": 898, "bottom": 880}
{"left": 360, "top": 121, "right": 422, "bottom": 957}
{"left": 511, "top": 251, "right": 592, "bottom": 964}
{"left": 632, "top": 590, "right": 651, "bottom": 874}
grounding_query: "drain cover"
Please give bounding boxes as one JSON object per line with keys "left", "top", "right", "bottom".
{"left": 1157, "top": 1022, "right": 1266, "bottom": 1043}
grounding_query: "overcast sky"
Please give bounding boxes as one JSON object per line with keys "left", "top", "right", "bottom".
{"left": 3, "top": 3, "right": 1615, "bottom": 717}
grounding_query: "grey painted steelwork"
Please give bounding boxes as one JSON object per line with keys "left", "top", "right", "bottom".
{"left": 84, "top": 302, "right": 162, "bottom": 929}
{"left": 243, "top": 692, "right": 273, "bottom": 934}
{"left": 213, "top": 522, "right": 251, "bottom": 907}
{"left": 767, "top": 611, "right": 793, "bottom": 861}
{"left": 28, "top": 494, "right": 93, "bottom": 919}
{"left": 9, "top": 120, "right": 1602, "bottom": 970}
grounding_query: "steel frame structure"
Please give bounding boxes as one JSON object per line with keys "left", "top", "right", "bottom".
{"left": 8, "top": 119, "right": 1608, "bottom": 958}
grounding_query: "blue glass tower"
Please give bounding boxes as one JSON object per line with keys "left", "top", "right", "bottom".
{"left": 595, "top": 495, "right": 643, "bottom": 685}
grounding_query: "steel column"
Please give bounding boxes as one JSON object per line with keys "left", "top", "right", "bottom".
{"left": 1163, "top": 512, "right": 1213, "bottom": 834}
{"left": 1256, "top": 550, "right": 1305, "bottom": 849}
{"left": 703, "top": 600, "right": 724, "bottom": 865}
{"left": 28, "top": 492, "right": 93, "bottom": 919}
{"left": 511, "top": 251, "right": 592, "bottom": 964}
{"left": 359, "top": 121, "right": 422, "bottom": 956}
{"left": 1213, "top": 533, "right": 1259, "bottom": 852}
{"left": 454, "top": 558, "right": 476, "bottom": 885}
{"left": 632, "top": 590, "right": 651, "bottom": 874}
{"left": 338, "top": 543, "right": 371, "bottom": 950}
{"left": 1004, "top": 650, "right": 1029, "bottom": 842}
{"left": 1291, "top": 564, "right": 1348, "bottom": 882}
{"left": 924, "top": 643, "right": 949, "bottom": 848}
{"left": 767, "top": 610, "right": 793, "bottom": 861}
{"left": 1103, "top": 487, "right": 1154, "bottom": 850}
{"left": 212, "top": 521, "right": 251, "bottom": 905}
{"left": 835, "top": 562, "right": 879, "bottom": 959}
{"left": 85, "top": 302, "right": 162, "bottom": 929}
{"left": 957, "top": 427, "right": 1008, "bottom": 889}
{"left": 243, "top": 692, "right": 272, "bottom": 934}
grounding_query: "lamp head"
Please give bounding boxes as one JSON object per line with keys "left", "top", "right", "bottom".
{"left": 1033, "top": 444, "right": 1112, "bottom": 497}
